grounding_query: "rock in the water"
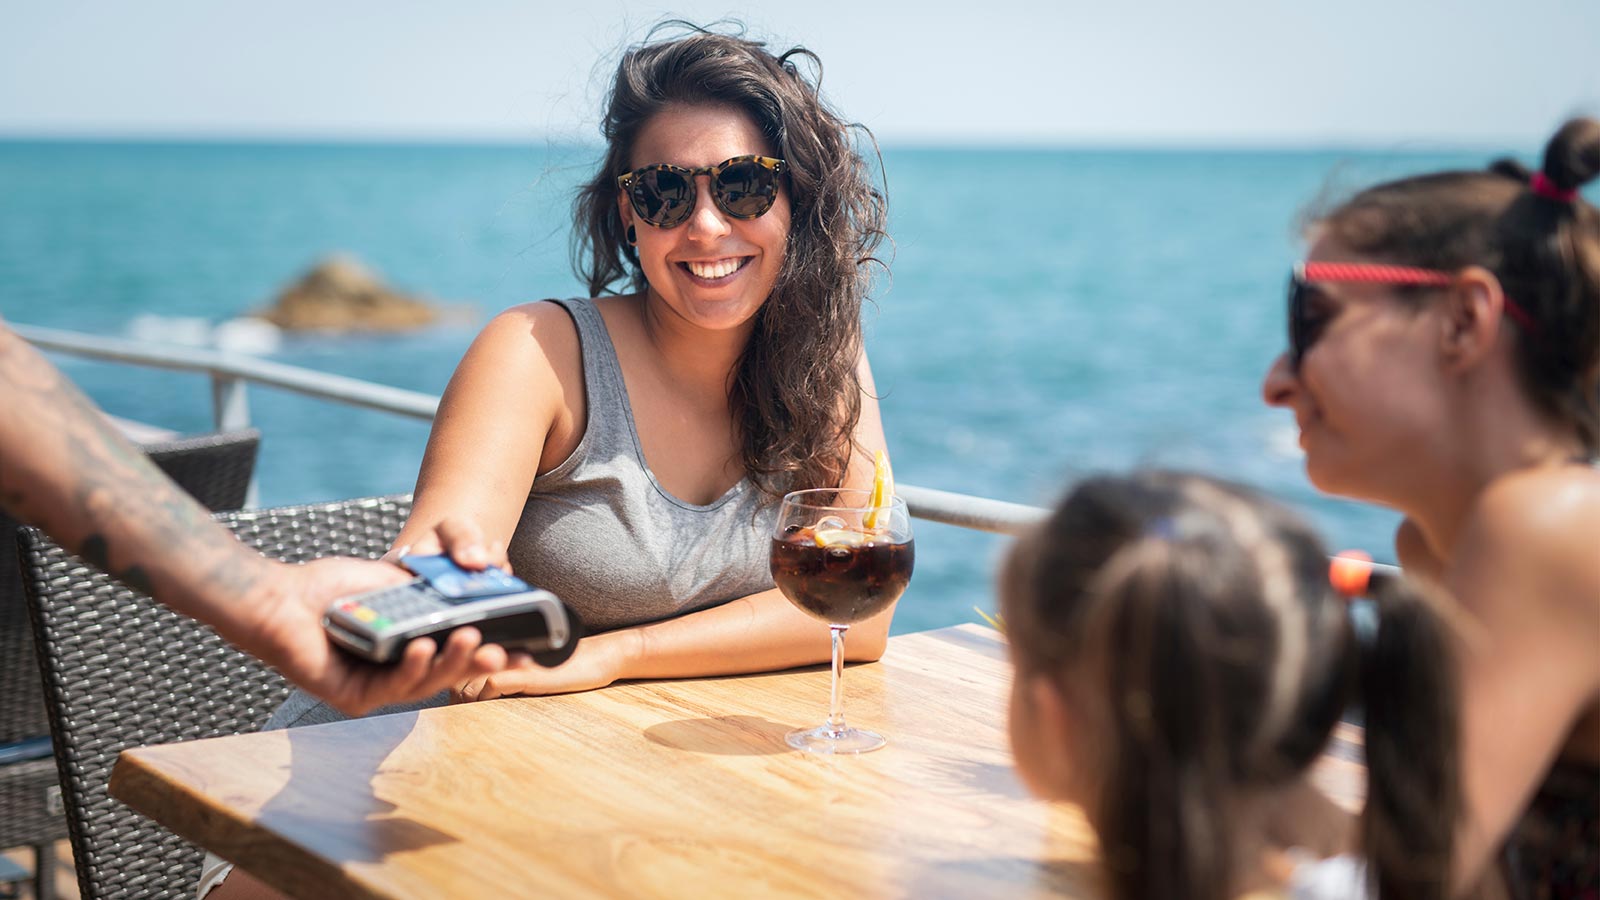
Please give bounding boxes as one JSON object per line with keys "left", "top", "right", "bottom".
{"left": 255, "top": 255, "right": 439, "bottom": 332}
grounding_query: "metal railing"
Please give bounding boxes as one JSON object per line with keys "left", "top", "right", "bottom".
{"left": 17, "top": 324, "right": 1047, "bottom": 536}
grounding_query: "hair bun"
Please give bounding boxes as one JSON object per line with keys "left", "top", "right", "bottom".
{"left": 1541, "top": 117, "right": 1600, "bottom": 192}
{"left": 1488, "top": 158, "right": 1531, "bottom": 182}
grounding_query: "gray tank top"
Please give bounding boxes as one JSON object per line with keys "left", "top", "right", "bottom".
{"left": 506, "top": 297, "right": 778, "bottom": 632}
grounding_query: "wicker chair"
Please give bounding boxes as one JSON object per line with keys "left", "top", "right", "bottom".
{"left": 17, "top": 494, "right": 410, "bottom": 900}
{"left": 0, "top": 428, "right": 260, "bottom": 900}
{"left": 137, "top": 429, "right": 263, "bottom": 514}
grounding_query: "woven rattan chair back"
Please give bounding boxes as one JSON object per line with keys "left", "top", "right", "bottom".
{"left": 138, "top": 429, "right": 263, "bottom": 514}
{"left": 18, "top": 494, "right": 411, "bottom": 900}
{"left": 0, "top": 428, "right": 262, "bottom": 893}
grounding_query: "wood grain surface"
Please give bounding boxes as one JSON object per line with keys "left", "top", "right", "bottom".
{"left": 110, "top": 625, "right": 1364, "bottom": 899}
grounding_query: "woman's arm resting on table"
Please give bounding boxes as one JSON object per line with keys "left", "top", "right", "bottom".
{"left": 452, "top": 349, "right": 897, "bottom": 702}
{"left": 0, "top": 323, "right": 505, "bottom": 716}
{"left": 1446, "top": 473, "right": 1600, "bottom": 892}
{"left": 454, "top": 586, "right": 893, "bottom": 701}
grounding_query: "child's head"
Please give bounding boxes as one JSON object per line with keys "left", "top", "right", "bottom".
{"left": 1001, "top": 471, "right": 1459, "bottom": 900}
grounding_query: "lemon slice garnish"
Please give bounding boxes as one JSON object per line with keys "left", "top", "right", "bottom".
{"left": 864, "top": 450, "right": 894, "bottom": 530}
{"left": 812, "top": 528, "right": 867, "bottom": 548}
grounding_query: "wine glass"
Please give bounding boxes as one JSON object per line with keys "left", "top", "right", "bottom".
{"left": 770, "top": 489, "right": 914, "bottom": 754}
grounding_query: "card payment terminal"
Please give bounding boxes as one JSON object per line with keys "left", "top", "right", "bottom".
{"left": 324, "top": 554, "right": 581, "bottom": 667}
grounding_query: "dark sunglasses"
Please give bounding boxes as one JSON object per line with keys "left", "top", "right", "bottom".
{"left": 616, "top": 155, "right": 786, "bottom": 229}
{"left": 1286, "top": 261, "right": 1538, "bottom": 370}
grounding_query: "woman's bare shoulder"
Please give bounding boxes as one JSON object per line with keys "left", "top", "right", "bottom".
{"left": 479, "top": 300, "right": 579, "bottom": 352}
{"left": 1468, "top": 464, "right": 1600, "bottom": 547}
{"left": 430, "top": 300, "right": 585, "bottom": 436}
{"left": 456, "top": 301, "right": 581, "bottom": 384}
{"left": 1457, "top": 464, "right": 1600, "bottom": 618}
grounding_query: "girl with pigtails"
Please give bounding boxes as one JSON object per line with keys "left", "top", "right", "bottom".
{"left": 1000, "top": 471, "right": 1459, "bottom": 899}
{"left": 1263, "top": 117, "right": 1599, "bottom": 897}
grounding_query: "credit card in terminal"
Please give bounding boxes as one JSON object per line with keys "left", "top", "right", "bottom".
{"left": 400, "top": 553, "right": 526, "bottom": 599}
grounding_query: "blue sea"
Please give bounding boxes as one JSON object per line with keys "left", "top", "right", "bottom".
{"left": 0, "top": 140, "right": 1512, "bottom": 633}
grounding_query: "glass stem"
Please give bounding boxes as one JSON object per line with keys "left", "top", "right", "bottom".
{"left": 828, "top": 625, "right": 848, "bottom": 734}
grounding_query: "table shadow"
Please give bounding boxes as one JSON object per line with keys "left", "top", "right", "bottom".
{"left": 254, "top": 710, "right": 459, "bottom": 864}
{"left": 643, "top": 715, "right": 794, "bottom": 756}
{"left": 929, "top": 757, "right": 1033, "bottom": 803}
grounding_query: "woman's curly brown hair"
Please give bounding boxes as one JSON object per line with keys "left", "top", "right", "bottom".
{"left": 572, "top": 23, "right": 888, "bottom": 500}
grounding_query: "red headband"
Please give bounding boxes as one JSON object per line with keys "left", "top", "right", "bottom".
{"left": 1299, "top": 261, "right": 1540, "bottom": 335}
{"left": 1530, "top": 172, "right": 1578, "bottom": 204}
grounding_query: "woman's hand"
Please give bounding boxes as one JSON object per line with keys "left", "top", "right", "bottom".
{"left": 383, "top": 515, "right": 511, "bottom": 572}
{"left": 450, "top": 633, "right": 635, "bottom": 702}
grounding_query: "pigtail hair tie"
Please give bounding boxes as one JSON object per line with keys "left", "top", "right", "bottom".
{"left": 1328, "top": 550, "right": 1375, "bottom": 600}
{"left": 1530, "top": 172, "right": 1579, "bottom": 204}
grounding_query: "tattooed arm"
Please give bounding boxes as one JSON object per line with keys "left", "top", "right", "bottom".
{"left": 0, "top": 324, "right": 506, "bottom": 715}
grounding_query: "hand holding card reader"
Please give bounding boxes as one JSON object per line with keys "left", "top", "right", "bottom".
{"left": 324, "top": 554, "right": 582, "bottom": 667}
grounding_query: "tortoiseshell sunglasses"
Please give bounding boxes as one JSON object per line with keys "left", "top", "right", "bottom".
{"left": 616, "top": 155, "right": 786, "bottom": 229}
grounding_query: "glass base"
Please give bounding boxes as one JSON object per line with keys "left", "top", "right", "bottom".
{"left": 785, "top": 724, "right": 886, "bottom": 755}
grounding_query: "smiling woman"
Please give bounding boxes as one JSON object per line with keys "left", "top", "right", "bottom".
{"left": 199, "top": 23, "right": 892, "bottom": 900}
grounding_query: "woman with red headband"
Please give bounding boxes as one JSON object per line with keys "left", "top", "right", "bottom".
{"left": 1262, "top": 117, "right": 1600, "bottom": 896}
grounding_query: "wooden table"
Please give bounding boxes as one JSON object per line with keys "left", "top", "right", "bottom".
{"left": 109, "top": 625, "right": 1363, "bottom": 899}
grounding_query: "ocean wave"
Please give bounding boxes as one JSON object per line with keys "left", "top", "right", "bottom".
{"left": 127, "top": 314, "right": 212, "bottom": 348}
{"left": 125, "top": 314, "right": 282, "bottom": 355}
{"left": 214, "top": 318, "right": 283, "bottom": 354}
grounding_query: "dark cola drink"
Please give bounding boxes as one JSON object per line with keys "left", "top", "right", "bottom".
{"left": 770, "top": 529, "right": 914, "bottom": 625}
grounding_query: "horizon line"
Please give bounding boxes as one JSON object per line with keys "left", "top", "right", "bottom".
{"left": 0, "top": 129, "right": 1531, "bottom": 156}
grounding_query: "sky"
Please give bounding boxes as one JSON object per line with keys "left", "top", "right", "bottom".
{"left": 2, "top": 0, "right": 1597, "bottom": 148}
